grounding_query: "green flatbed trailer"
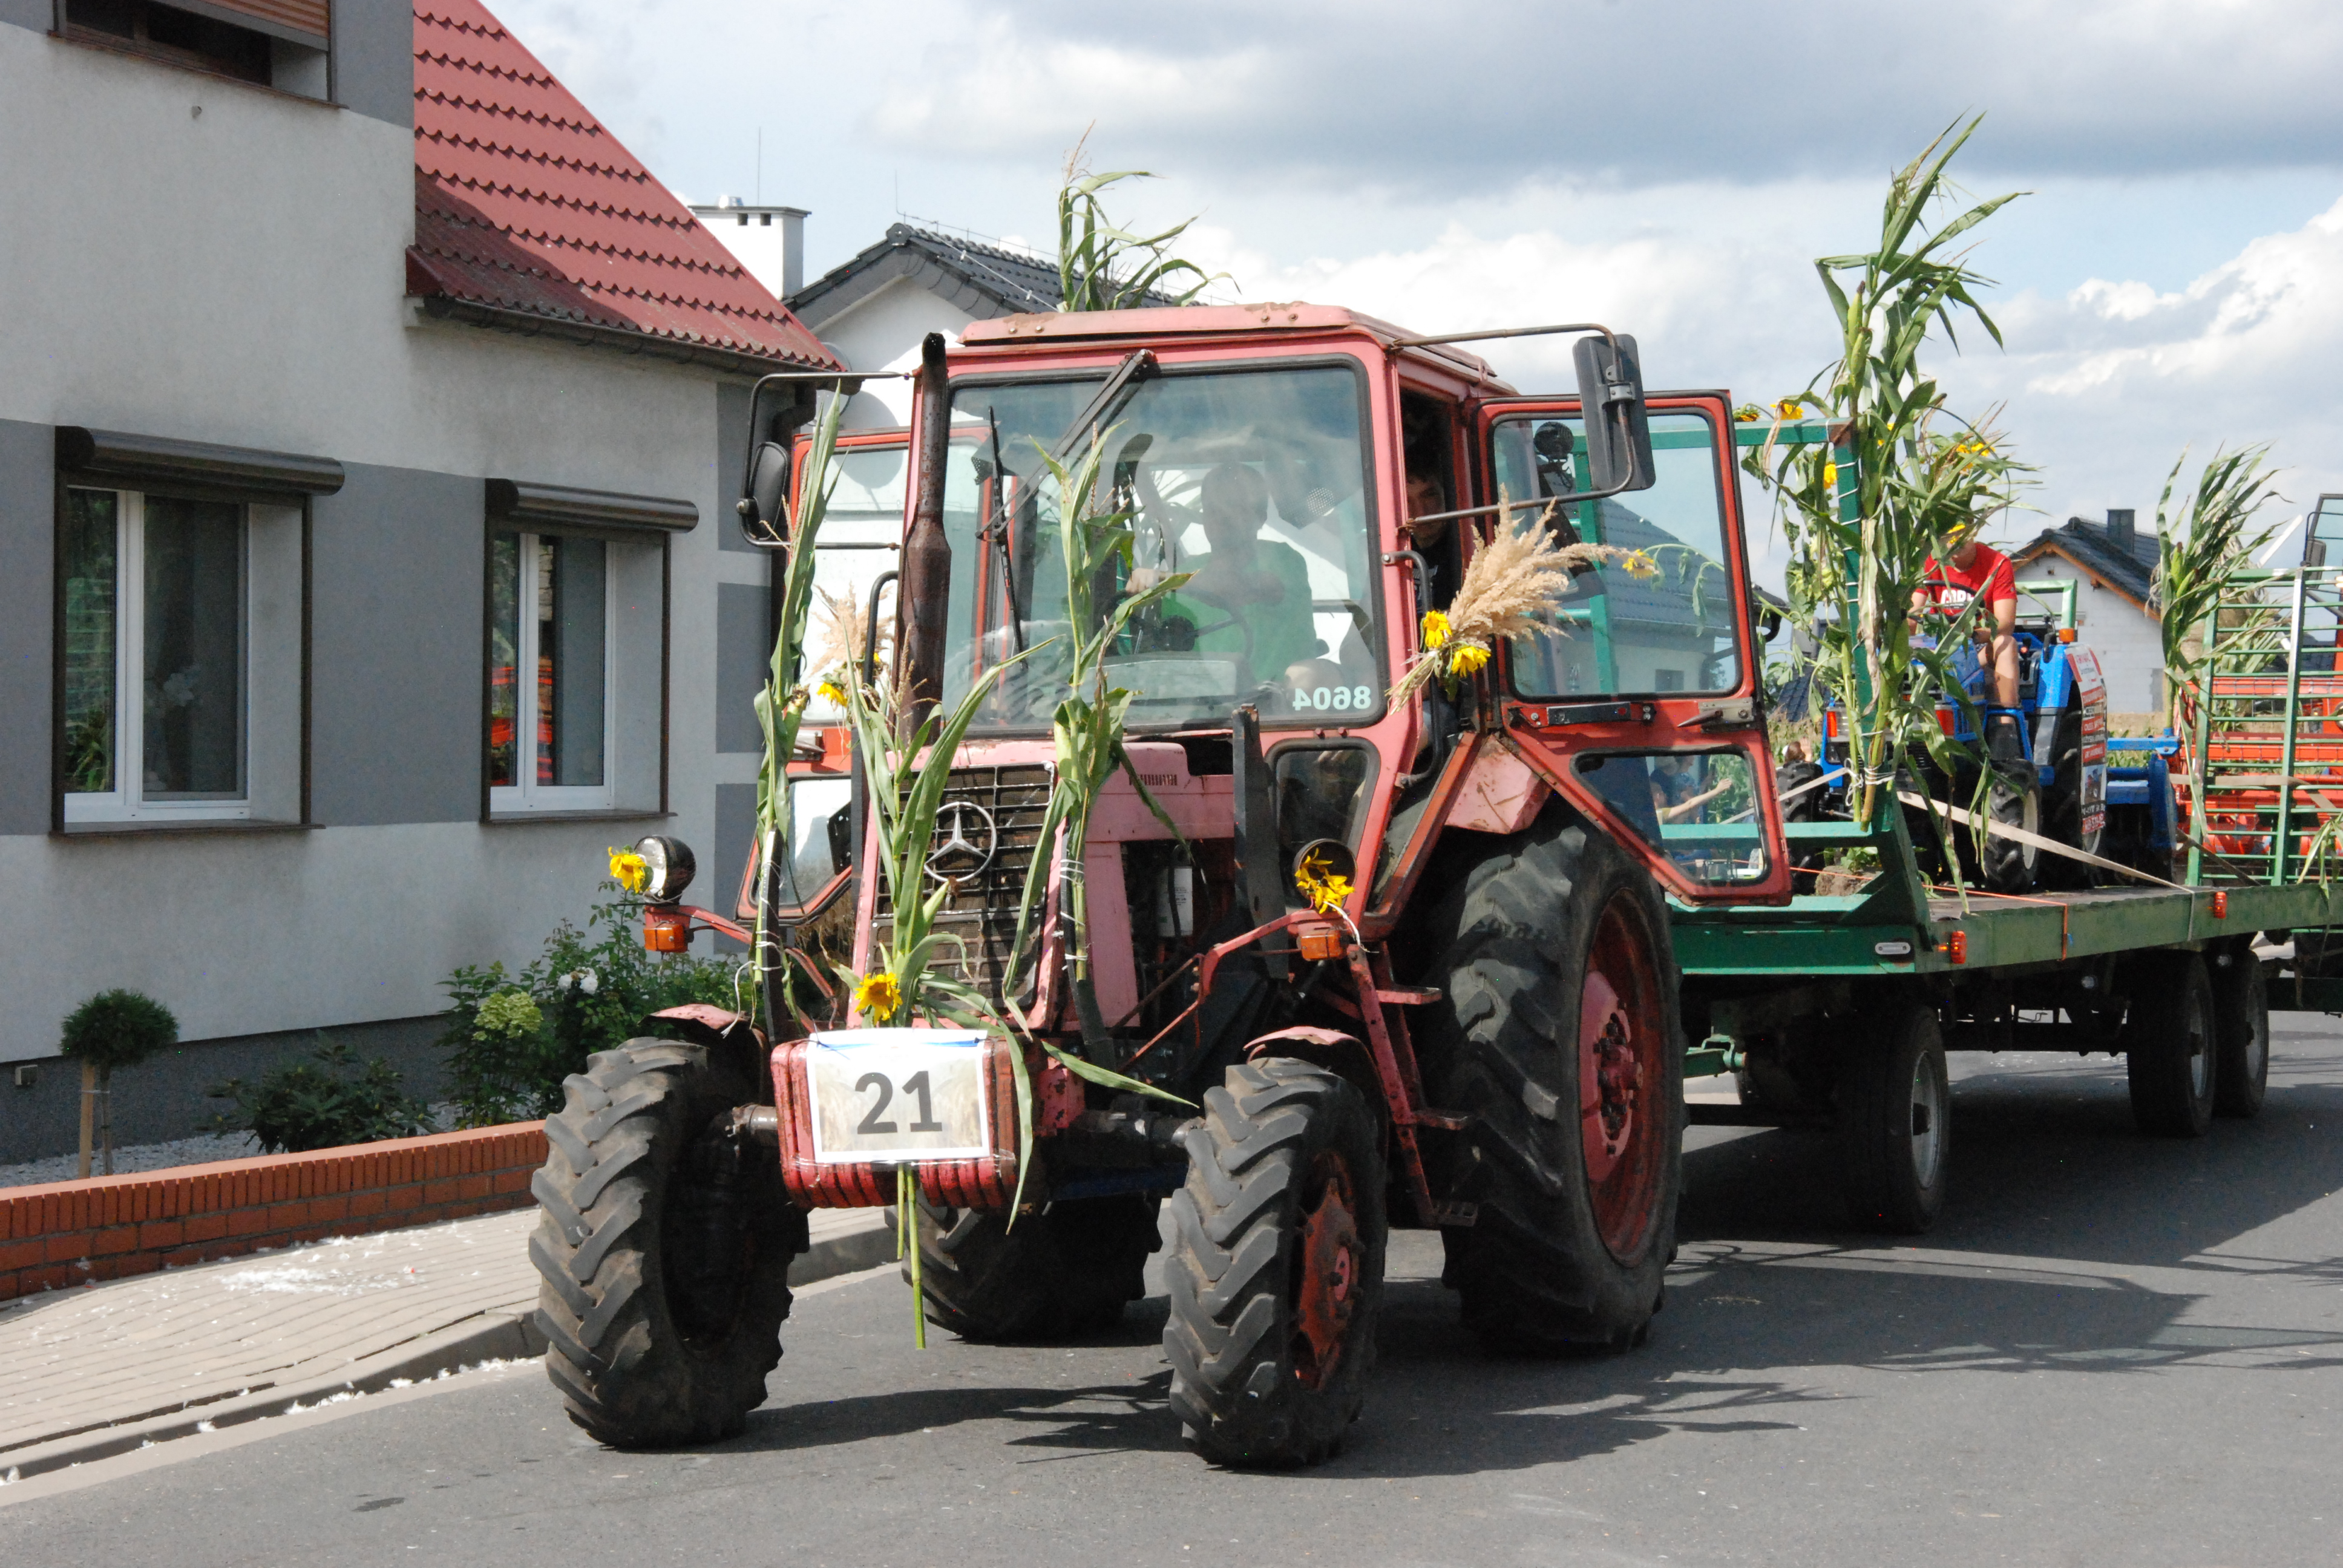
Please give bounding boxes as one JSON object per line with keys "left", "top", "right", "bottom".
{"left": 1657, "top": 424, "right": 2343, "bottom": 1231}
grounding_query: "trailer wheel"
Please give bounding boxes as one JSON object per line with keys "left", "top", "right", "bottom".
{"left": 1837, "top": 1001, "right": 1950, "bottom": 1233}
{"left": 911, "top": 1194, "right": 1160, "bottom": 1341}
{"left": 2210, "top": 946, "right": 2269, "bottom": 1120}
{"left": 1162, "top": 1059, "right": 1386, "bottom": 1468}
{"left": 531, "top": 1040, "right": 803, "bottom": 1447}
{"left": 2125, "top": 953, "right": 2217, "bottom": 1137}
{"left": 1422, "top": 812, "right": 1682, "bottom": 1353}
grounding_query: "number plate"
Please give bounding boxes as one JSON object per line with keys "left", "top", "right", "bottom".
{"left": 804, "top": 1028, "right": 993, "bottom": 1165}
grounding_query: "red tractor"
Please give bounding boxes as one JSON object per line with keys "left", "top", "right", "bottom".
{"left": 528, "top": 305, "right": 1795, "bottom": 1466}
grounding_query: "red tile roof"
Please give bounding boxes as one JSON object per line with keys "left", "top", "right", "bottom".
{"left": 407, "top": 1, "right": 837, "bottom": 371}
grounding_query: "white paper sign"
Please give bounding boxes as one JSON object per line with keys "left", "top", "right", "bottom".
{"left": 804, "top": 1028, "right": 991, "bottom": 1165}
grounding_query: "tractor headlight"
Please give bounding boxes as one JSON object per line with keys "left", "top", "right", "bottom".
{"left": 634, "top": 835, "right": 696, "bottom": 905}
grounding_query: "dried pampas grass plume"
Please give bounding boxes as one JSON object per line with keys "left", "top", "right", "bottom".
{"left": 1388, "top": 495, "right": 1645, "bottom": 704}
{"left": 811, "top": 584, "right": 891, "bottom": 678}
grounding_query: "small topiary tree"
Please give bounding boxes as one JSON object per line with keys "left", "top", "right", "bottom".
{"left": 59, "top": 988, "right": 177, "bottom": 1178}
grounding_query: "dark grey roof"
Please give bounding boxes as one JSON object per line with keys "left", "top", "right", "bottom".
{"left": 784, "top": 223, "right": 1176, "bottom": 336}
{"left": 2010, "top": 514, "right": 2157, "bottom": 605}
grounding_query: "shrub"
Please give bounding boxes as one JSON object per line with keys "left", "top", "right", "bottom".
{"left": 208, "top": 1036, "right": 435, "bottom": 1154}
{"left": 439, "top": 886, "right": 742, "bottom": 1127}
{"left": 61, "top": 988, "right": 179, "bottom": 1175}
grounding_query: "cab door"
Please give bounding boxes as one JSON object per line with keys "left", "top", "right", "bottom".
{"left": 1469, "top": 391, "right": 1794, "bottom": 905}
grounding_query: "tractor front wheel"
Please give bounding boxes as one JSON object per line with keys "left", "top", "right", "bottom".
{"left": 1162, "top": 1059, "right": 1387, "bottom": 1467}
{"left": 530, "top": 1040, "right": 804, "bottom": 1447}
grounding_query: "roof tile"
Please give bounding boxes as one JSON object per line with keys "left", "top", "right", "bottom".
{"left": 408, "top": 1, "right": 836, "bottom": 370}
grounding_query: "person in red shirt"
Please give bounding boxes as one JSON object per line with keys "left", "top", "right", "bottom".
{"left": 1912, "top": 519, "right": 2022, "bottom": 759}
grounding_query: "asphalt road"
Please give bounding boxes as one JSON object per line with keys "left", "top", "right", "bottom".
{"left": 6, "top": 1025, "right": 2341, "bottom": 1568}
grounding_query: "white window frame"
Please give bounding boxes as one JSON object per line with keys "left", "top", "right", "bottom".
{"left": 490, "top": 529, "right": 620, "bottom": 814}
{"left": 64, "top": 488, "right": 256, "bottom": 826}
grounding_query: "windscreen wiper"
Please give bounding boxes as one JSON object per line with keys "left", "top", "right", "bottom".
{"left": 1049, "top": 348, "right": 1156, "bottom": 462}
{"left": 979, "top": 409, "right": 1027, "bottom": 654}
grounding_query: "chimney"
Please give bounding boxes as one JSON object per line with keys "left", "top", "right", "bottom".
{"left": 2107, "top": 508, "right": 2135, "bottom": 552}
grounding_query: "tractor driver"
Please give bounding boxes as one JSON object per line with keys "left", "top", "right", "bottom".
{"left": 1912, "top": 517, "right": 2022, "bottom": 762}
{"left": 1131, "top": 462, "right": 1318, "bottom": 688}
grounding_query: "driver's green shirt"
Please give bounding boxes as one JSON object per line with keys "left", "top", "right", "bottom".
{"left": 1158, "top": 540, "right": 1318, "bottom": 687}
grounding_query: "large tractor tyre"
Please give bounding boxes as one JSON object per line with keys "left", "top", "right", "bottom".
{"left": 2124, "top": 953, "right": 2218, "bottom": 1138}
{"left": 1835, "top": 1000, "right": 1951, "bottom": 1233}
{"left": 1777, "top": 759, "right": 1827, "bottom": 875}
{"left": 2210, "top": 946, "right": 2270, "bottom": 1120}
{"left": 1423, "top": 813, "right": 1683, "bottom": 1355}
{"left": 531, "top": 1039, "right": 804, "bottom": 1448}
{"left": 2039, "top": 705, "right": 2103, "bottom": 891}
{"left": 1163, "top": 1059, "right": 1388, "bottom": 1468}
{"left": 911, "top": 1193, "right": 1161, "bottom": 1342}
{"left": 1978, "top": 765, "right": 2043, "bottom": 894}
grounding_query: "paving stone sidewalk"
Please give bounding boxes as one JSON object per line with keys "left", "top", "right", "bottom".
{"left": 0, "top": 1204, "right": 892, "bottom": 1481}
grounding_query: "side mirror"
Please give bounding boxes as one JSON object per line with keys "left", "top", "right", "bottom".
{"left": 1573, "top": 333, "right": 1655, "bottom": 495}
{"left": 736, "top": 440, "right": 791, "bottom": 543}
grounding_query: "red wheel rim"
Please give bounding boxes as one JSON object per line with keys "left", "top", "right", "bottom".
{"left": 1579, "top": 890, "right": 1666, "bottom": 1261}
{"left": 1289, "top": 1150, "right": 1360, "bottom": 1391}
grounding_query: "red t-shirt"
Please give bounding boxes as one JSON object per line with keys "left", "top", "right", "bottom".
{"left": 1921, "top": 543, "right": 2016, "bottom": 621}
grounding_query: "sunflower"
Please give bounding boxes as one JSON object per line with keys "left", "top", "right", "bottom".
{"left": 1293, "top": 847, "right": 1353, "bottom": 914}
{"left": 1420, "top": 609, "right": 1451, "bottom": 650}
{"left": 1448, "top": 642, "right": 1492, "bottom": 678}
{"left": 854, "top": 970, "right": 903, "bottom": 1022}
{"left": 606, "top": 847, "right": 649, "bottom": 893}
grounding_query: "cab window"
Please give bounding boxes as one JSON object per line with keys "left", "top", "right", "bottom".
{"left": 940, "top": 363, "right": 1380, "bottom": 731}
{"left": 1490, "top": 410, "right": 1739, "bottom": 699}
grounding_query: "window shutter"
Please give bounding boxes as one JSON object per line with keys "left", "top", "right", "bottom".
{"left": 177, "top": 0, "right": 330, "bottom": 45}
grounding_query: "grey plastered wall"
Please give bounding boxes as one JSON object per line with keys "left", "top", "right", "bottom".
{"left": 715, "top": 581, "right": 768, "bottom": 755}
{"left": 330, "top": 0, "right": 415, "bottom": 129}
{"left": 309, "top": 462, "right": 482, "bottom": 825}
{"left": 0, "top": 419, "right": 53, "bottom": 837}
{"left": 712, "top": 782, "right": 754, "bottom": 953}
{"left": 0, "top": 1014, "right": 451, "bottom": 1164}
{"left": 0, "top": 0, "right": 50, "bottom": 33}
{"left": 716, "top": 381, "right": 758, "bottom": 555}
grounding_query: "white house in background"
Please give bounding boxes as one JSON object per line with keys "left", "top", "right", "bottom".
{"left": 687, "top": 198, "right": 808, "bottom": 299}
{"left": 0, "top": 0, "right": 834, "bottom": 1158}
{"left": 786, "top": 224, "right": 1181, "bottom": 427}
{"left": 2008, "top": 509, "right": 2166, "bottom": 716}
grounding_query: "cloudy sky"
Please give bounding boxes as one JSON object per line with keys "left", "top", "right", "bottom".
{"left": 497, "top": 0, "right": 2343, "bottom": 584}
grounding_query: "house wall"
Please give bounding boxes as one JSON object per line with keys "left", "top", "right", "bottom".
{"left": 813, "top": 274, "right": 974, "bottom": 428}
{"left": 2016, "top": 558, "right": 2167, "bottom": 715}
{"left": 0, "top": 20, "right": 752, "bottom": 1137}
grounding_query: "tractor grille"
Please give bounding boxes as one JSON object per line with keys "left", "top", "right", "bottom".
{"left": 873, "top": 763, "right": 1055, "bottom": 1005}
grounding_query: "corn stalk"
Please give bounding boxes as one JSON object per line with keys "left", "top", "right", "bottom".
{"left": 1056, "top": 133, "right": 1225, "bottom": 312}
{"left": 1743, "top": 116, "right": 2031, "bottom": 846}
{"left": 2149, "top": 443, "right": 2284, "bottom": 732}
{"left": 1003, "top": 428, "right": 1196, "bottom": 1054}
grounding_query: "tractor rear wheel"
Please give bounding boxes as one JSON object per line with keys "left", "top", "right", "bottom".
{"left": 1162, "top": 1059, "right": 1387, "bottom": 1467}
{"left": 531, "top": 1039, "right": 804, "bottom": 1447}
{"left": 911, "top": 1194, "right": 1161, "bottom": 1341}
{"left": 1979, "top": 764, "right": 2042, "bottom": 893}
{"left": 1423, "top": 811, "right": 1682, "bottom": 1354}
{"left": 2125, "top": 953, "right": 2217, "bottom": 1137}
{"left": 2039, "top": 704, "right": 2103, "bottom": 890}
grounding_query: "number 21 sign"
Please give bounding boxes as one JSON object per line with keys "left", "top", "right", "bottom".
{"left": 804, "top": 1028, "right": 993, "bottom": 1164}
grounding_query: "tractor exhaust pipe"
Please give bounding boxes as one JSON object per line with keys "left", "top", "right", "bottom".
{"left": 897, "top": 332, "right": 953, "bottom": 737}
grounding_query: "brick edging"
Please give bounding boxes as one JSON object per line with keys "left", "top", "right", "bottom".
{"left": 0, "top": 1122, "right": 548, "bottom": 1302}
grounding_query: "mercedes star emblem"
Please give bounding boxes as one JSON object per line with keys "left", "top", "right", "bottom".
{"left": 926, "top": 800, "right": 999, "bottom": 881}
